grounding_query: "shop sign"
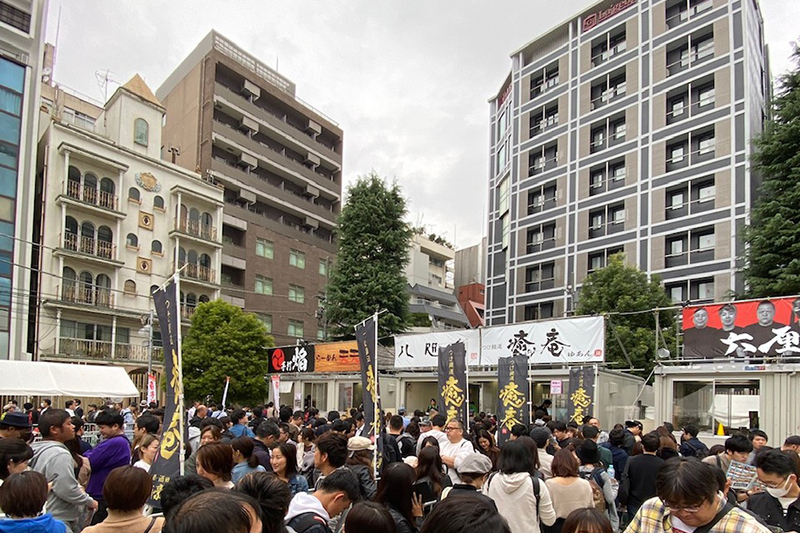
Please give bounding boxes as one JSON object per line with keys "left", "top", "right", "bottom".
{"left": 550, "top": 379, "right": 563, "bottom": 394}
{"left": 315, "top": 341, "right": 361, "bottom": 372}
{"left": 582, "top": 0, "right": 636, "bottom": 32}
{"left": 268, "top": 345, "right": 315, "bottom": 373}
{"left": 394, "top": 330, "right": 481, "bottom": 369}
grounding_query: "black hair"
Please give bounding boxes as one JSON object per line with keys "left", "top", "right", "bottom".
{"left": 235, "top": 471, "right": 292, "bottom": 533}
{"left": 562, "top": 508, "right": 612, "bottom": 533}
{"left": 279, "top": 406, "right": 292, "bottom": 423}
{"left": 199, "top": 417, "right": 224, "bottom": 431}
{"left": 415, "top": 446, "right": 447, "bottom": 495}
{"left": 136, "top": 415, "right": 160, "bottom": 434}
{"left": 232, "top": 409, "right": 247, "bottom": 423}
{"left": 498, "top": 438, "right": 534, "bottom": 475}
{"left": 293, "top": 410, "right": 304, "bottom": 419}
{"left": 420, "top": 435, "right": 440, "bottom": 450}
{"left": 230, "top": 436, "right": 260, "bottom": 469}
{"left": 656, "top": 457, "right": 718, "bottom": 506}
{"left": 511, "top": 424, "right": 528, "bottom": 438}
{"left": 95, "top": 409, "right": 124, "bottom": 428}
{"left": 331, "top": 419, "right": 350, "bottom": 433}
{"left": 159, "top": 474, "right": 214, "bottom": 517}
{"left": 420, "top": 493, "right": 510, "bottom": 533}
{"left": 316, "top": 432, "right": 349, "bottom": 468}
{"left": 345, "top": 501, "right": 398, "bottom": 533}
{"left": 256, "top": 420, "right": 280, "bottom": 439}
{"left": 683, "top": 424, "right": 699, "bottom": 438}
{"left": 534, "top": 410, "right": 546, "bottom": 420}
{"left": 319, "top": 467, "right": 361, "bottom": 501}
{"left": 328, "top": 410, "right": 341, "bottom": 422}
{"left": 273, "top": 442, "right": 299, "bottom": 479}
{"left": 0, "top": 439, "right": 32, "bottom": 480}
{"left": 376, "top": 462, "right": 416, "bottom": 525}
{"left": 389, "top": 415, "right": 404, "bottom": 431}
{"left": 750, "top": 429, "right": 769, "bottom": 442}
{"left": 37, "top": 408, "right": 70, "bottom": 438}
{"left": 725, "top": 434, "right": 754, "bottom": 454}
{"left": 167, "top": 487, "right": 261, "bottom": 533}
{"left": 609, "top": 428, "right": 626, "bottom": 447}
{"left": 582, "top": 425, "right": 599, "bottom": 440}
{"left": 551, "top": 421, "right": 567, "bottom": 432}
{"left": 642, "top": 432, "right": 661, "bottom": 453}
{"left": 756, "top": 449, "right": 799, "bottom": 477}
{"left": 431, "top": 414, "right": 446, "bottom": 427}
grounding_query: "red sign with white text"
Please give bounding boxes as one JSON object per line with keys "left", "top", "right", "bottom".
{"left": 582, "top": 0, "right": 637, "bottom": 32}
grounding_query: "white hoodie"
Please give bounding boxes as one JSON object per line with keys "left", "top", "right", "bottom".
{"left": 285, "top": 491, "right": 330, "bottom": 525}
{"left": 484, "top": 472, "right": 556, "bottom": 533}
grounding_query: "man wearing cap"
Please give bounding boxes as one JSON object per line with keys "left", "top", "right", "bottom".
{"left": 441, "top": 452, "right": 495, "bottom": 505}
{"left": 0, "top": 411, "right": 32, "bottom": 441}
{"left": 530, "top": 426, "right": 554, "bottom": 479}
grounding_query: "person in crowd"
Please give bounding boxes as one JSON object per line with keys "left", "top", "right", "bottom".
{"left": 70, "top": 416, "right": 92, "bottom": 456}
{"left": 253, "top": 421, "right": 279, "bottom": 471}
{"left": 420, "top": 493, "right": 509, "bottom": 533}
{"left": 186, "top": 425, "right": 222, "bottom": 474}
{"left": 0, "top": 470, "right": 67, "bottom": 533}
{"left": 39, "top": 399, "right": 51, "bottom": 415}
{"left": 546, "top": 449, "right": 594, "bottom": 533}
{"left": 440, "top": 419, "right": 475, "bottom": 485}
{"left": 29, "top": 409, "right": 96, "bottom": 532}
{"left": 0, "top": 412, "right": 31, "bottom": 441}
{"left": 585, "top": 417, "right": 609, "bottom": 444}
{"left": 196, "top": 442, "right": 235, "bottom": 489}
{"left": 625, "top": 457, "right": 770, "bottom": 533}
{"left": 749, "top": 429, "right": 770, "bottom": 464}
{"left": 278, "top": 423, "right": 295, "bottom": 446}
{"left": 82, "top": 466, "right": 164, "bottom": 533}
{"left": 581, "top": 425, "right": 612, "bottom": 471}
{"left": 166, "top": 487, "right": 262, "bottom": 533}
{"left": 620, "top": 432, "right": 664, "bottom": 519}
{"left": 231, "top": 410, "right": 256, "bottom": 439}
{"left": 64, "top": 400, "right": 76, "bottom": 417}
{"left": 63, "top": 424, "right": 91, "bottom": 490}
{"left": 562, "top": 508, "right": 612, "bottom": 533}
{"left": 702, "top": 434, "right": 753, "bottom": 473}
{"left": 782, "top": 436, "right": 800, "bottom": 452}
{"left": 298, "top": 427, "right": 317, "bottom": 485}
{"left": 313, "top": 432, "right": 348, "bottom": 489}
{"left": 748, "top": 449, "right": 800, "bottom": 532}
{"left": 0, "top": 438, "right": 31, "bottom": 481}
{"left": 285, "top": 468, "right": 360, "bottom": 533}
{"left": 515, "top": 436, "right": 542, "bottom": 476}
{"left": 484, "top": 438, "right": 556, "bottom": 533}
{"left": 272, "top": 442, "right": 309, "bottom": 496}
{"left": 132, "top": 434, "right": 159, "bottom": 473}
{"left": 576, "top": 440, "right": 618, "bottom": 531}
{"left": 158, "top": 474, "right": 213, "bottom": 518}
{"left": 344, "top": 501, "right": 398, "bottom": 533}
{"left": 441, "top": 452, "right": 493, "bottom": 503}
{"left": 656, "top": 434, "right": 679, "bottom": 462}
{"left": 414, "top": 446, "right": 452, "bottom": 502}
{"left": 84, "top": 409, "right": 131, "bottom": 524}
{"left": 475, "top": 429, "right": 500, "bottom": 471}
{"left": 551, "top": 421, "right": 570, "bottom": 449}
{"left": 230, "top": 436, "right": 267, "bottom": 484}
{"left": 130, "top": 415, "right": 159, "bottom": 463}
{"left": 375, "top": 462, "right": 423, "bottom": 533}
{"left": 346, "top": 436, "right": 377, "bottom": 500}
{"left": 601, "top": 427, "right": 628, "bottom": 481}
{"left": 85, "top": 404, "right": 98, "bottom": 424}
{"left": 530, "top": 427, "right": 554, "bottom": 479}
{"left": 416, "top": 415, "right": 447, "bottom": 455}
{"left": 73, "top": 400, "right": 83, "bottom": 421}
{"left": 623, "top": 421, "right": 642, "bottom": 454}
{"left": 387, "top": 415, "right": 409, "bottom": 455}
{"left": 235, "top": 471, "right": 292, "bottom": 533}
{"left": 678, "top": 424, "right": 709, "bottom": 458}
{"left": 426, "top": 399, "right": 438, "bottom": 415}
{"left": 511, "top": 424, "right": 529, "bottom": 441}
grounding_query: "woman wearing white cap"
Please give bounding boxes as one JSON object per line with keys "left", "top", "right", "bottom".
{"left": 347, "top": 436, "right": 377, "bottom": 500}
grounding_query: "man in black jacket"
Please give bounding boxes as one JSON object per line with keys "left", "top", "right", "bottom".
{"left": 679, "top": 424, "right": 709, "bottom": 458}
{"left": 750, "top": 449, "right": 800, "bottom": 533}
{"left": 620, "top": 431, "right": 664, "bottom": 517}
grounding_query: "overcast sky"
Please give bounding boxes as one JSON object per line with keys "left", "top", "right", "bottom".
{"left": 44, "top": 1, "right": 799, "bottom": 250}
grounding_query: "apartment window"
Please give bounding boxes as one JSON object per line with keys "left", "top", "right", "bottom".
{"left": 255, "top": 275, "right": 273, "bottom": 295}
{"left": 530, "top": 63, "right": 559, "bottom": 99}
{"left": 696, "top": 130, "right": 715, "bottom": 157}
{"left": 501, "top": 214, "right": 510, "bottom": 249}
{"left": 665, "top": 282, "right": 686, "bottom": 304}
{"left": 526, "top": 222, "right": 556, "bottom": 254}
{"left": 289, "top": 284, "right": 305, "bottom": 304}
{"left": 126, "top": 233, "right": 138, "bottom": 248}
{"left": 258, "top": 313, "right": 272, "bottom": 333}
{"left": 591, "top": 70, "right": 627, "bottom": 110}
{"left": 666, "top": 77, "right": 715, "bottom": 125}
{"left": 591, "top": 27, "right": 627, "bottom": 67}
{"left": 527, "top": 182, "right": 557, "bottom": 215}
{"left": 667, "top": 30, "right": 714, "bottom": 76}
{"left": 530, "top": 103, "right": 559, "bottom": 137}
{"left": 524, "top": 302, "right": 554, "bottom": 321}
{"left": 588, "top": 246, "right": 624, "bottom": 274}
{"left": 528, "top": 143, "right": 558, "bottom": 175}
{"left": 0, "top": 3, "right": 32, "bottom": 32}
{"left": 666, "top": 0, "right": 714, "bottom": 29}
{"left": 589, "top": 203, "right": 625, "bottom": 238}
{"left": 691, "top": 228, "right": 715, "bottom": 263}
{"left": 317, "top": 329, "right": 325, "bottom": 341}
{"left": 255, "top": 238, "right": 273, "bottom": 259}
{"left": 128, "top": 187, "right": 140, "bottom": 203}
{"left": 525, "top": 262, "right": 555, "bottom": 292}
{"left": 497, "top": 109, "right": 507, "bottom": 139}
{"left": 666, "top": 187, "right": 688, "bottom": 219}
{"left": 696, "top": 179, "right": 715, "bottom": 205}
{"left": 666, "top": 127, "right": 714, "bottom": 171}
{"left": 691, "top": 278, "right": 714, "bottom": 300}
{"left": 319, "top": 260, "right": 328, "bottom": 276}
{"left": 498, "top": 177, "right": 510, "bottom": 214}
{"left": 665, "top": 226, "right": 715, "bottom": 267}
{"left": 666, "top": 139, "right": 688, "bottom": 170}
{"left": 289, "top": 249, "right": 306, "bottom": 269}
{"left": 589, "top": 159, "right": 626, "bottom": 196}
{"left": 697, "top": 83, "right": 715, "bottom": 108}
{"left": 668, "top": 92, "right": 688, "bottom": 123}
{"left": 666, "top": 234, "right": 688, "bottom": 267}
{"left": 288, "top": 319, "right": 304, "bottom": 338}
{"left": 590, "top": 114, "right": 626, "bottom": 153}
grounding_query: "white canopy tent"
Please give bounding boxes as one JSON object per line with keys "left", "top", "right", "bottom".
{"left": 0, "top": 361, "right": 140, "bottom": 397}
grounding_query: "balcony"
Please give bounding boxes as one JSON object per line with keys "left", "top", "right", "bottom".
{"left": 50, "top": 338, "right": 164, "bottom": 365}
{"left": 181, "top": 305, "right": 196, "bottom": 322}
{"left": 57, "top": 181, "right": 125, "bottom": 219}
{"left": 59, "top": 284, "right": 114, "bottom": 308}
{"left": 174, "top": 261, "right": 218, "bottom": 285}
{"left": 56, "top": 233, "right": 122, "bottom": 267}
{"left": 172, "top": 217, "right": 220, "bottom": 245}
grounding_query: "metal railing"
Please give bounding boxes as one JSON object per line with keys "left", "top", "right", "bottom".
{"left": 59, "top": 284, "right": 113, "bottom": 307}
{"left": 65, "top": 180, "right": 118, "bottom": 211}
{"left": 174, "top": 217, "right": 218, "bottom": 242}
{"left": 62, "top": 233, "right": 115, "bottom": 260}
{"left": 56, "top": 338, "right": 164, "bottom": 363}
{"left": 175, "top": 261, "right": 216, "bottom": 283}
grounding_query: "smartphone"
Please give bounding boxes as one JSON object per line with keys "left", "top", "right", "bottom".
{"left": 412, "top": 480, "right": 436, "bottom": 505}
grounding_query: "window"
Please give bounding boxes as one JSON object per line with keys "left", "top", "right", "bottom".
{"left": 524, "top": 302, "right": 554, "bottom": 321}
{"left": 665, "top": 227, "right": 715, "bottom": 267}
{"left": 667, "top": 78, "right": 715, "bottom": 125}
{"left": 666, "top": 0, "right": 714, "bottom": 29}
{"left": 691, "top": 228, "right": 715, "bottom": 262}
{"left": 590, "top": 114, "right": 626, "bottom": 154}
{"left": 588, "top": 247, "right": 624, "bottom": 274}
{"left": 591, "top": 71, "right": 626, "bottom": 110}
{"left": 526, "top": 223, "right": 557, "bottom": 254}
{"left": 672, "top": 380, "right": 759, "bottom": 435}
{"left": 530, "top": 63, "right": 559, "bottom": 99}
{"left": 0, "top": 3, "right": 32, "bottom": 32}
{"left": 289, "top": 249, "right": 306, "bottom": 269}
{"left": 527, "top": 182, "right": 557, "bottom": 215}
{"left": 591, "top": 28, "right": 627, "bottom": 67}
{"left": 151, "top": 240, "right": 162, "bottom": 254}
{"left": 498, "top": 177, "right": 510, "bottom": 214}
{"left": 668, "top": 93, "right": 687, "bottom": 123}
{"left": 497, "top": 141, "right": 508, "bottom": 172}
{"left": 665, "top": 282, "right": 686, "bottom": 304}
{"left": 126, "top": 233, "right": 138, "bottom": 248}
{"left": 696, "top": 131, "right": 715, "bottom": 156}
{"left": 289, "top": 284, "right": 305, "bottom": 304}
{"left": 255, "top": 275, "right": 273, "bottom": 295}
{"left": 319, "top": 260, "right": 328, "bottom": 276}
{"left": 501, "top": 214, "right": 510, "bottom": 249}
{"left": 154, "top": 196, "right": 164, "bottom": 210}
{"left": 697, "top": 83, "right": 715, "bottom": 108}
{"left": 134, "top": 118, "right": 149, "bottom": 146}
{"left": 666, "top": 234, "right": 688, "bottom": 267}
{"left": 528, "top": 143, "right": 558, "bottom": 175}
{"left": 317, "top": 329, "right": 325, "bottom": 341}
{"left": 589, "top": 159, "right": 627, "bottom": 196}
{"left": 697, "top": 180, "right": 715, "bottom": 204}
{"left": 530, "top": 104, "right": 558, "bottom": 137}
{"left": 667, "top": 30, "right": 714, "bottom": 76}
{"left": 525, "top": 262, "right": 555, "bottom": 292}
{"left": 666, "top": 187, "right": 688, "bottom": 219}
{"left": 691, "top": 278, "right": 714, "bottom": 300}
{"left": 666, "top": 136, "right": 689, "bottom": 171}
{"left": 255, "top": 238, "right": 273, "bottom": 259}
{"left": 589, "top": 203, "right": 625, "bottom": 238}
{"left": 128, "top": 187, "right": 140, "bottom": 203}
{"left": 258, "top": 313, "right": 272, "bottom": 333}
{"left": 288, "top": 319, "right": 304, "bottom": 338}
{"left": 124, "top": 279, "right": 136, "bottom": 294}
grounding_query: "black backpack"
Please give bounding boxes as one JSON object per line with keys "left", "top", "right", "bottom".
{"left": 286, "top": 512, "right": 330, "bottom": 533}
{"left": 684, "top": 440, "right": 709, "bottom": 459}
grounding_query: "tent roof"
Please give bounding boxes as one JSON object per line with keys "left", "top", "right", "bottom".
{"left": 0, "top": 361, "right": 140, "bottom": 397}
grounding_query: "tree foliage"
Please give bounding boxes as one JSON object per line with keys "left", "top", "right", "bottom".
{"left": 325, "top": 172, "right": 412, "bottom": 339}
{"left": 182, "top": 299, "right": 274, "bottom": 405}
{"left": 744, "top": 50, "right": 800, "bottom": 297}
{"left": 575, "top": 254, "right": 676, "bottom": 376}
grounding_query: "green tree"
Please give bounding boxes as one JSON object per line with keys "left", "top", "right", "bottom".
{"left": 744, "top": 50, "right": 800, "bottom": 297}
{"left": 325, "top": 172, "right": 412, "bottom": 339}
{"left": 575, "top": 254, "right": 676, "bottom": 375}
{"left": 182, "top": 299, "right": 274, "bottom": 405}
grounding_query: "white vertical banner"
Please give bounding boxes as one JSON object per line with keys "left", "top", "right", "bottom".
{"left": 146, "top": 373, "right": 157, "bottom": 405}
{"left": 271, "top": 375, "right": 281, "bottom": 408}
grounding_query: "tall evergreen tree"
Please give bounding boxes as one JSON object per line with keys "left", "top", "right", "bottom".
{"left": 744, "top": 50, "right": 800, "bottom": 297}
{"left": 576, "top": 254, "right": 676, "bottom": 375}
{"left": 325, "top": 172, "right": 412, "bottom": 339}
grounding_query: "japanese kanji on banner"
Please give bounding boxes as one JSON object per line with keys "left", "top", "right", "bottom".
{"left": 481, "top": 316, "right": 605, "bottom": 365}
{"left": 682, "top": 297, "right": 800, "bottom": 359}
{"left": 437, "top": 341, "right": 468, "bottom": 428}
{"left": 355, "top": 315, "right": 383, "bottom": 475}
{"left": 394, "top": 330, "right": 481, "bottom": 369}
{"left": 567, "top": 366, "right": 595, "bottom": 424}
{"left": 497, "top": 355, "right": 529, "bottom": 445}
{"left": 268, "top": 345, "right": 315, "bottom": 373}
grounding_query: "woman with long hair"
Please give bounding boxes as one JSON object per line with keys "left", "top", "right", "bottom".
{"left": 132, "top": 434, "right": 159, "bottom": 472}
{"left": 544, "top": 449, "right": 594, "bottom": 533}
{"left": 297, "top": 427, "right": 316, "bottom": 487}
{"left": 230, "top": 436, "right": 266, "bottom": 484}
{"left": 375, "top": 462, "right": 423, "bottom": 533}
{"left": 476, "top": 429, "right": 501, "bottom": 471}
{"left": 346, "top": 437, "right": 377, "bottom": 500}
{"left": 345, "top": 501, "right": 398, "bottom": 533}
{"left": 270, "top": 442, "right": 308, "bottom": 496}
{"left": 414, "top": 446, "right": 451, "bottom": 500}
{"left": 186, "top": 425, "right": 222, "bottom": 475}
{"left": 197, "top": 442, "right": 235, "bottom": 489}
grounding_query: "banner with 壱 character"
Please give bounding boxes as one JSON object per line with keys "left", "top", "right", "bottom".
{"left": 355, "top": 314, "right": 383, "bottom": 475}
{"left": 437, "top": 341, "right": 468, "bottom": 428}
{"left": 567, "top": 366, "right": 595, "bottom": 424}
{"left": 497, "top": 355, "right": 529, "bottom": 445}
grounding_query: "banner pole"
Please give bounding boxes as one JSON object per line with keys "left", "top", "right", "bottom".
{"left": 528, "top": 355, "right": 533, "bottom": 425}
{"left": 174, "top": 271, "right": 185, "bottom": 476}
{"left": 372, "top": 311, "right": 379, "bottom": 482}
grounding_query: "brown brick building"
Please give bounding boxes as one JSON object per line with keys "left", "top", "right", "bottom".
{"left": 156, "top": 31, "right": 342, "bottom": 344}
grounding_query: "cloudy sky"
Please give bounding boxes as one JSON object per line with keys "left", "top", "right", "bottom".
{"left": 44, "top": 1, "right": 799, "bottom": 249}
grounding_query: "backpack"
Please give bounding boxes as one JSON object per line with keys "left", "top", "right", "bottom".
{"left": 286, "top": 512, "right": 330, "bottom": 533}
{"left": 579, "top": 467, "right": 607, "bottom": 512}
{"left": 685, "top": 440, "right": 709, "bottom": 459}
{"left": 382, "top": 433, "right": 400, "bottom": 465}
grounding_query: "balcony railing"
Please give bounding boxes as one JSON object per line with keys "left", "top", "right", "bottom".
{"left": 174, "top": 217, "right": 218, "bottom": 242}
{"left": 175, "top": 261, "right": 216, "bottom": 283}
{"left": 62, "top": 233, "right": 116, "bottom": 260}
{"left": 56, "top": 338, "right": 164, "bottom": 363}
{"left": 181, "top": 304, "right": 196, "bottom": 320}
{"left": 65, "top": 180, "right": 119, "bottom": 211}
{"left": 59, "top": 284, "right": 113, "bottom": 307}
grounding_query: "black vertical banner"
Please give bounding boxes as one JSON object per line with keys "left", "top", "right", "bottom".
{"left": 355, "top": 316, "right": 383, "bottom": 472}
{"left": 148, "top": 279, "right": 182, "bottom": 507}
{"left": 437, "top": 341, "right": 468, "bottom": 429}
{"left": 497, "top": 355, "right": 529, "bottom": 445}
{"left": 567, "top": 367, "right": 595, "bottom": 424}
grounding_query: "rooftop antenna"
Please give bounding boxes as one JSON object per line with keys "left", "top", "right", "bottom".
{"left": 95, "top": 68, "right": 117, "bottom": 104}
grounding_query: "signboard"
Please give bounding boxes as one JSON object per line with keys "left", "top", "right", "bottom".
{"left": 582, "top": 0, "right": 636, "bottom": 32}
{"left": 146, "top": 373, "right": 157, "bottom": 405}
{"left": 394, "top": 330, "right": 481, "bottom": 369}
{"left": 481, "top": 316, "right": 605, "bottom": 365}
{"left": 681, "top": 297, "right": 800, "bottom": 359}
{"left": 268, "top": 345, "right": 315, "bottom": 373}
{"left": 550, "top": 379, "right": 563, "bottom": 395}
{"left": 315, "top": 341, "right": 360, "bottom": 372}
{"left": 497, "top": 355, "right": 529, "bottom": 445}
{"left": 567, "top": 367, "right": 595, "bottom": 424}
{"left": 438, "top": 341, "right": 468, "bottom": 428}
{"left": 356, "top": 315, "right": 383, "bottom": 475}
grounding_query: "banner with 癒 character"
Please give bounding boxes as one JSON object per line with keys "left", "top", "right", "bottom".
{"left": 437, "top": 341, "right": 468, "bottom": 428}
{"left": 567, "top": 366, "right": 595, "bottom": 424}
{"left": 497, "top": 355, "right": 529, "bottom": 445}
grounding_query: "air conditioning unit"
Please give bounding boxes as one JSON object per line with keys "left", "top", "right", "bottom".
{"left": 305, "top": 119, "right": 322, "bottom": 135}
{"left": 239, "top": 115, "right": 258, "bottom": 133}
{"left": 241, "top": 80, "right": 261, "bottom": 99}
{"left": 303, "top": 217, "right": 319, "bottom": 230}
{"left": 304, "top": 152, "right": 320, "bottom": 167}
{"left": 237, "top": 152, "right": 257, "bottom": 169}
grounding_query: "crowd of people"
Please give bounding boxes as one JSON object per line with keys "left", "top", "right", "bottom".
{"left": 0, "top": 397, "right": 799, "bottom": 533}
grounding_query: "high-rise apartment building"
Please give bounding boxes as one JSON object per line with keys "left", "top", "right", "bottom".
{"left": 486, "top": 0, "right": 769, "bottom": 325}
{"left": 0, "top": 0, "right": 47, "bottom": 359}
{"left": 157, "top": 31, "right": 342, "bottom": 344}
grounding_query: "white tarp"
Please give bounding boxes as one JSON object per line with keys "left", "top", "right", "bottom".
{"left": 279, "top": 380, "right": 294, "bottom": 393}
{"left": 481, "top": 316, "right": 605, "bottom": 365}
{"left": 394, "top": 330, "right": 481, "bottom": 368}
{"left": 0, "top": 360, "right": 140, "bottom": 397}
